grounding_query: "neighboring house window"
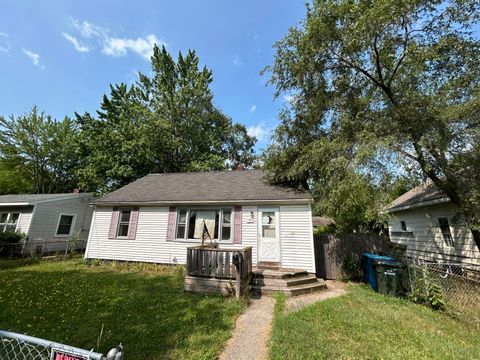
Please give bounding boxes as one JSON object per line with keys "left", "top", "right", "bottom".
{"left": 56, "top": 214, "right": 76, "bottom": 236}
{"left": 176, "top": 208, "right": 232, "bottom": 241}
{"left": 400, "top": 221, "right": 407, "bottom": 231}
{"left": 0, "top": 212, "right": 19, "bottom": 232}
{"left": 117, "top": 209, "right": 132, "bottom": 238}
{"left": 438, "top": 217, "right": 455, "bottom": 247}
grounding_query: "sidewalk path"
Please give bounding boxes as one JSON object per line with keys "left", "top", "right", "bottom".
{"left": 219, "top": 281, "right": 347, "bottom": 360}
{"left": 219, "top": 296, "right": 274, "bottom": 360}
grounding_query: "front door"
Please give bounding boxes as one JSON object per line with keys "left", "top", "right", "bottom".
{"left": 258, "top": 208, "right": 280, "bottom": 263}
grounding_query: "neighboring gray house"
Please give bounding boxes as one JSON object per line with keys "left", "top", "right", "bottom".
{"left": 0, "top": 193, "right": 94, "bottom": 254}
{"left": 386, "top": 182, "right": 480, "bottom": 270}
{"left": 85, "top": 170, "right": 317, "bottom": 273}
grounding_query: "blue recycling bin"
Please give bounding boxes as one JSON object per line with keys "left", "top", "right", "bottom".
{"left": 362, "top": 253, "right": 396, "bottom": 291}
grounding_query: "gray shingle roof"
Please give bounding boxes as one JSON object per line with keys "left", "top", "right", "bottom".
{"left": 0, "top": 193, "right": 90, "bottom": 205}
{"left": 386, "top": 181, "right": 449, "bottom": 212}
{"left": 94, "top": 170, "right": 311, "bottom": 205}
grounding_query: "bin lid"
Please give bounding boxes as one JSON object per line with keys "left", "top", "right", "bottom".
{"left": 362, "top": 253, "right": 395, "bottom": 262}
{"left": 373, "top": 259, "right": 404, "bottom": 267}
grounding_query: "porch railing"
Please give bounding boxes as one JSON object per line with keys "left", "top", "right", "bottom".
{"left": 186, "top": 245, "right": 252, "bottom": 280}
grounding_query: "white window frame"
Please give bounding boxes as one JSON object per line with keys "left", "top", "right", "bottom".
{"left": 400, "top": 221, "right": 407, "bottom": 231}
{"left": 55, "top": 213, "right": 77, "bottom": 237}
{"left": 116, "top": 208, "right": 132, "bottom": 239}
{"left": 0, "top": 212, "right": 21, "bottom": 232}
{"left": 175, "top": 207, "right": 233, "bottom": 242}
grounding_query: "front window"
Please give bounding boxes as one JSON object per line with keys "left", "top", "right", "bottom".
{"left": 438, "top": 218, "right": 454, "bottom": 247}
{"left": 56, "top": 214, "right": 75, "bottom": 236}
{"left": 117, "top": 209, "right": 132, "bottom": 237}
{"left": 176, "top": 208, "right": 232, "bottom": 241}
{"left": 400, "top": 221, "right": 407, "bottom": 231}
{"left": 0, "top": 212, "right": 20, "bottom": 232}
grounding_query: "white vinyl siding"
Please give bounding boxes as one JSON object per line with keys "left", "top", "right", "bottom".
{"left": 279, "top": 204, "right": 315, "bottom": 273}
{"left": 0, "top": 206, "right": 34, "bottom": 234}
{"left": 85, "top": 203, "right": 315, "bottom": 272}
{"left": 388, "top": 203, "right": 480, "bottom": 270}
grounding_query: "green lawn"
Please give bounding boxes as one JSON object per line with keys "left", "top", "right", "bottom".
{"left": 270, "top": 283, "right": 480, "bottom": 360}
{"left": 0, "top": 258, "right": 245, "bottom": 359}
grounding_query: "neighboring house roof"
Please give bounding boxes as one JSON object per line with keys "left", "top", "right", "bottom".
{"left": 386, "top": 181, "right": 450, "bottom": 213}
{"left": 94, "top": 170, "right": 311, "bottom": 205}
{"left": 312, "top": 216, "right": 335, "bottom": 227}
{"left": 0, "top": 193, "right": 91, "bottom": 206}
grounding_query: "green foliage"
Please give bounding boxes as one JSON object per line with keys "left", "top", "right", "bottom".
{"left": 0, "top": 106, "right": 81, "bottom": 194}
{"left": 0, "top": 231, "right": 24, "bottom": 244}
{"left": 313, "top": 224, "right": 336, "bottom": 235}
{"left": 0, "top": 231, "right": 25, "bottom": 257}
{"left": 265, "top": 0, "right": 480, "bottom": 241}
{"left": 77, "top": 45, "right": 256, "bottom": 192}
{"left": 0, "top": 258, "right": 245, "bottom": 359}
{"left": 408, "top": 265, "right": 446, "bottom": 311}
{"left": 341, "top": 256, "right": 362, "bottom": 281}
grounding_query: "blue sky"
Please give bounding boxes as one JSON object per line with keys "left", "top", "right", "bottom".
{"left": 0, "top": 1, "right": 307, "bottom": 151}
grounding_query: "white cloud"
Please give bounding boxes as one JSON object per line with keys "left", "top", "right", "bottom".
{"left": 22, "top": 49, "right": 44, "bottom": 69}
{"left": 247, "top": 122, "right": 269, "bottom": 142}
{"left": 103, "top": 34, "right": 161, "bottom": 60}
{"left": 62, "top": 33, "right": 90, "bottom": 52}
{"left": 71, "top": 19, "right": 106, "bottom": 38}
{"left": 249, "top": 105, "right": 256, "bottom": 113}
{"left": 66, "top": 18, "right": 165, "bottom": 60}
{"left": 232, "top": 55, "right": 243, "bottom": 66}
{"left": 0, "top": 33, "right": 11, "bottom": 53}
{"left": 283, "top": 94, "right": 294, "bottom": 103}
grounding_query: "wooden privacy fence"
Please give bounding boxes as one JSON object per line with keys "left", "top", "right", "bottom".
{"left": 314, "top": 233, "right": 390, "bottom": 279}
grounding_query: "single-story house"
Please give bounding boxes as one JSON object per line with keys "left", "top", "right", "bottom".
{"left": 0, "top": 192, "right": 95, "bottom": 254}
{"left": 85, "top": 170, "right": 316, "bottom": 273}
{"left": 386, "top": 181, "right": 480, "bottom": 270}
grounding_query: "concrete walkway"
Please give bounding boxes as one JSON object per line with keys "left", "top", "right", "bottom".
{"left": 285, "top": 280, "right": 347, "bottom": 313}
{"left": 219, "top": 296, "right": 274, "bottom": 360}
{"left": 219, "top": 281, "right": 348, "bottom": 360}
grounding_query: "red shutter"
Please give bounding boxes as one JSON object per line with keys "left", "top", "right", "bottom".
{"left": 108, "top": 207, "right": 120, "bottom": 239}
{"left": 166, "top": 207, "right": 177, "bottom": 241}
{"left": 128, "top": 207, "right": 139, "bottom": 240}
{"left": 233, "top": 206, "right": 242, "bottom": 244}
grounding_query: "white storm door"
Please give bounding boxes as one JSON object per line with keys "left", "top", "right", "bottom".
{"left": 258, "top": 208, "right": 280, "bottom": 262}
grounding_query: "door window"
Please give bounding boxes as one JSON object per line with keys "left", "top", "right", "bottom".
{"left": 262, "top": 212, "right": 276, "bottom": 238}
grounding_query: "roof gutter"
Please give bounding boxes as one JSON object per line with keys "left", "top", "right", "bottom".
{"left": 91, "top": 198, "right": 312, "bottom": 206}
{"left": 0, "top": 202, "right": 32, "bottom": 206}
{"left": 385, "top": 197, "right": 451, "bottom": 213}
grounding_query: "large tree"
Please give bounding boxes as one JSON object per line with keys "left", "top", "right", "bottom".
{"left": 0, "top": 106, "right": 80, "bottom": 193}
{"left": 77, "top": 45, "right": 256, "bottom": 192}
{"left": 265, "top": 0, "right": 480, "bottom": 244}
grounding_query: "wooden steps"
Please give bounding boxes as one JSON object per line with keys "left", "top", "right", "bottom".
{"left": 251, "top": 267, "right": 327, "bottom": 297}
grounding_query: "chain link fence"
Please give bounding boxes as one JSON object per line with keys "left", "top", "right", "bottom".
{"left": 0, "top": 238, "right": 86, "bottom": 259}
{"left": 406, "top": 259, "right": 480, "bottom": 325}
{"left": 0, "top": 330, "right": 122, "bottom": 360}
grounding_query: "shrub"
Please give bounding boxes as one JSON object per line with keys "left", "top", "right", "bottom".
{"left": 408, "top": 265, "right": 445, "bottom": 311}
{"left": 341, "top": 256, "right": 362, "bottom": 281}
{"left": 0, "top": 231, "right": 25, "bottom": 257}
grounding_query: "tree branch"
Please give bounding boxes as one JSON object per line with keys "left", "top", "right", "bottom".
{"left": 330, "top": 49, "right": 397, "bottom": 104}
{"left": 388, "top": 18, "right": 409, "bottom": 87}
